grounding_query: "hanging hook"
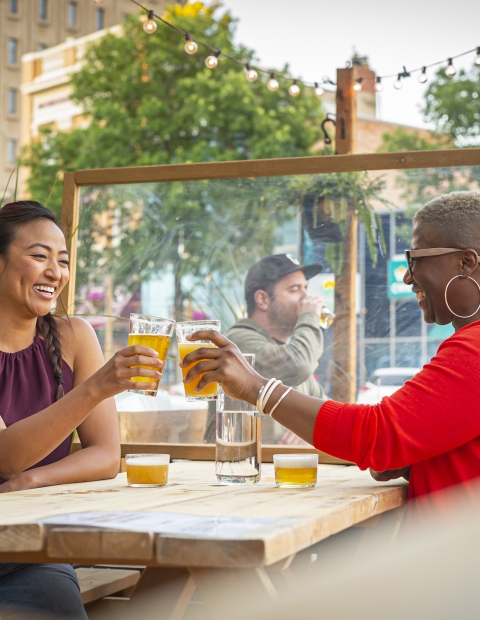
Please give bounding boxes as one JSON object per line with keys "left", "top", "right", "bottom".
{"left": 321, "top": 113, "right": 345, "bottom": 145}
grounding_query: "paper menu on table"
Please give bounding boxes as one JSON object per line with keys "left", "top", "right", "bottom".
{"left": 38, "top": 511, "right": 282, "bottom": 539}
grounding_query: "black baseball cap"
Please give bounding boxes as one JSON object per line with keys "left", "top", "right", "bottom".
{"left": 245, "top": 254, "right": 323, "bottom": 298}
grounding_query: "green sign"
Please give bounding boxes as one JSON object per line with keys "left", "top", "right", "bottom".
{"left": 387, "top": 259, "right": 416, "bottom": 299}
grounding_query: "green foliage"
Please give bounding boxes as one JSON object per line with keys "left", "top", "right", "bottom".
{"left": 290, "top": 172, "right": 387, "bottom": 272}
{"left": 22, "top": 3, "right": 324, "bottom": 218}
{"left": 424, "top": 68, "right": 480, "bottom": 145}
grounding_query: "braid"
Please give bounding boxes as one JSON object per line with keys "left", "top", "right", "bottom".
{"left": 37, "top": 313, "right": 64, "bottom": 401}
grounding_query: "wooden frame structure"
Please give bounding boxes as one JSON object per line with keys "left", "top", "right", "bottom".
{"left": 61, "top": 148, "right": 480, "bottom": 459}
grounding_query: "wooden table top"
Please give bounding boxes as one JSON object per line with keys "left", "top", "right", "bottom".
{"left": 0, "top": 462, "right": 407, "bottom": 569}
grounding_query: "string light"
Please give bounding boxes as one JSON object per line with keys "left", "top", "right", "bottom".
{"left": 289, "top": 79, "right": 300, "bottom": 96}
{"left": 245, "top": 64, "right": 258, "bottom": 82}
{"left": 143, "top": 10, "right": 157, "bottom": 34}
{"left": 205, "top": 51, "right": 220, "bottom": 69}
{"left": 353, "top": 78, "right": 363, "bottom": 91}
{"left": 267, "top": 72, "right": 279, "bottom": 92}
{"left": 445, "top": 58, "right": 456, "bottom": 78}
{"left": 475, "top": 47, "right": 480, "bottom": 67}
{"left": 184, "top": 33, "right": 198, "bottom": 55}
{"left": 129, "top": 1, "right": 480, "bottom": 98}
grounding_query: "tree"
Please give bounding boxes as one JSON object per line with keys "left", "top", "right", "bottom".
{"left": 22, "top": 3, "right": 326, "bottom": 320}
{"left": 23, "top": 3, "right": 324, "bottom": 216}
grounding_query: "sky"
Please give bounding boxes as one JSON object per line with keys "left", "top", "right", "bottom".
{"left": 219, "top": 0, "right": 480, "bottom": 129}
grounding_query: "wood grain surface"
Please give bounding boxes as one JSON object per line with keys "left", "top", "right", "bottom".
{"left": 0, "top": 462, "right": 406, "bottom": 568}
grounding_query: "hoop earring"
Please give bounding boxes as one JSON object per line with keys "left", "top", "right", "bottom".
{"left": 444, "top": 275, "right": 480, "bottom": 319}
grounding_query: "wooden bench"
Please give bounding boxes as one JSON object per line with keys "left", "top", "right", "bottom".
{"left": 75, "top": 566, "right": 142, "bottom": 605}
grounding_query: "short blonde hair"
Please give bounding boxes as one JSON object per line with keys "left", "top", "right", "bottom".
{"left": 413, "top": 191, "right": 480, "bottom": 250}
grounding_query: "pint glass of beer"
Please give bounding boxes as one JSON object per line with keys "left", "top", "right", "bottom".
{"left": 126, "top": 454, "right": 170, "bottom": 487}
{"left": 176, "top": 320, "right": 221, "bottom": 401}
{"left": 128, "top": 314, "right": 175, "bottom": 397}
{"left": 273, "top": 453, "right": 319, "bottom": 488}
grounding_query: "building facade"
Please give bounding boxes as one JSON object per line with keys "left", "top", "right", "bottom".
{"left": 0, "top": 0, "right": 167, "bottom": 198}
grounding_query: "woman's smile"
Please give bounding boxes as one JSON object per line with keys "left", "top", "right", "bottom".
{"left": 33, "top": 284, "right": 57, "bottom": 300}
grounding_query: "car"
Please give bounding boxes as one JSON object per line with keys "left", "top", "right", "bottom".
{"left": 356, "top": 367, "right": 421, "bottom": 405}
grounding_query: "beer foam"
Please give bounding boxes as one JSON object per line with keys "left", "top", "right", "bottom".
{"left": 126, "top": 456, "right": 169, "bottom": 466}
{"left": 273, "top": 454, "right": 318, "bottom": 469}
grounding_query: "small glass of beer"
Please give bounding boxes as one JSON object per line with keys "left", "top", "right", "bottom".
{"left": 273, "top": 453, "right": 319, "bottom": 488}
{"left": 176, "top": 320, "right": 221, "bottom": 401}
{"left": 128, "top": 314, "right": 175, "bottom": 397}
{"left": 319, "top": 307, "right": 335, "bottom": 329}
{"left": 126, "top": 454, "right": 170, "bottom": 487}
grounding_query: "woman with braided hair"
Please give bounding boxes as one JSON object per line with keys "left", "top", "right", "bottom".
{"left": 0, "top": 201, "right": 162, "bottom": 618}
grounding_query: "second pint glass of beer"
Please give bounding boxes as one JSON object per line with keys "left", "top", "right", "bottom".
{"left": 273, "top": 453, "right": 319, "bottom": 488}
{"left": 128, "top": 313, "right": 175, "bottom": 397}
{"left": 176, "top": 320, "right": 221, "bottom": 401}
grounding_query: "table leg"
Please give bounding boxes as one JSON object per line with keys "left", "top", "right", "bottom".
{"left": 118, "top": 567, "right": 193, "bottom": 620}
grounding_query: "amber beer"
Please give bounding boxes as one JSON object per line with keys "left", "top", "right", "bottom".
{"left": 127, "top": 334, "right": 171, "bottom": 384}
{"left": 126, "top": 454, "right": 169, "bottom": 487}
{"left": 178, "top": 343, "right": 218, "bottom": 399}
{"left": 176, "top": 320, "right": 221, "bottom": 401}
{"left": 128, "top": 314, "right": 175, "bottom": 397}
{"left": 273, "top": 454, "right": 319, "bottom": 488}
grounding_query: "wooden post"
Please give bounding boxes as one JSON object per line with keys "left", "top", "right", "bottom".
{"left": 60, "top": 172, "right": 80, "bottom": 315}
{"left": 332, "top": 67, "right": 358, "bottom": 402}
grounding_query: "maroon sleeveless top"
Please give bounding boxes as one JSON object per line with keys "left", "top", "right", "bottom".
{"left": 0, "top": 335, "right": 74, "bottom": 485}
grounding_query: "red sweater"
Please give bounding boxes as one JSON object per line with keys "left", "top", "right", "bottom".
{"left": 313, "top": 321, "right": 480, "bottom": 511}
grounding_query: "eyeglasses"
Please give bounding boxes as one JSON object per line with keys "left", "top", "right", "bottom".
{"left": 404, "top": 247, "right": 464, "bottom": 278}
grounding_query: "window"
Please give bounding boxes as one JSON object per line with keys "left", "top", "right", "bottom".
{"left": 38, "top": 43, "right": 47, "bottom": 51}
{"left": 8, "top": 38, "right": 18, "bottom": 65}
{"left": 39, "top": 0, "right": 47, "bottom": 20}
{"left": 10, "top": 0, "right": 18, "bottom": 14}
{"left": 96, "top": 8, "right": 104, "bottom": 30}
{"left": 8, "top": 89, "right": 17, "bottom": 115}
{"left": 68, "top": 2, "right": 76, "bottom": 28}
{"left": 7, "top": 140, "right": 16, "bottom": 166}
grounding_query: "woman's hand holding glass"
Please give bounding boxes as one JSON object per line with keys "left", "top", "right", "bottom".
{"left": 179, "top": 330, "right": 265, "bottom": 404}
{"left": 87, "top": 345, "right": 163, "bottom": 400}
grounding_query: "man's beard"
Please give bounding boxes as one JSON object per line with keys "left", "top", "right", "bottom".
{"left": 268, "top": 304, "right": 297, "bottom": 337}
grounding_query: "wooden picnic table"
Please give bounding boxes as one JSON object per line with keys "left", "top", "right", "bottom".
{"left": 0, "top": 461, "right": 407, "bottom": 619}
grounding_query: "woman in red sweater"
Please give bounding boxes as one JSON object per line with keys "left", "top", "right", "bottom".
{"left": 181, "top": 190, "right": 480, "bottom": 512}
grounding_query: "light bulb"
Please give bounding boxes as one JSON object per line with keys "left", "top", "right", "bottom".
{"left": 475, "top": 47, "right": 480, "bottom": 67}
{"left": 94, "top": 0, "right": 104, "bottom": 3}
{"left": 205, "top": 52, "right": 220, "bottom": 69}
{"left": 289, "top": 80, "right": 300, "bottom": 96}
{"left": 374, "top": 77, "right": 383, "bottom": 92}
{"left": 184, "top": 34, "right": 198, "bottom": 55}
{"left": 267, "top": 73, "right": 279, "bottom": 92}
{"left": 445, "top": 58, "right": 456, "bottom": 78}
{"left": 245, "top": 64, "right": 258, "bottom": 82}
{"left": 353, "top": 78, "right": 363, "bottom": 91}
{"left": 418, "top": 67, "right": 428, "bottom": 83}
{"left": 314, "top": 82, "right": 324, "bottom": 97}
{"left": 143, "top": 10, "right": 157, "bottom": 34}
{"left": 394, "top": 74, "right": 402, "bottom": 90}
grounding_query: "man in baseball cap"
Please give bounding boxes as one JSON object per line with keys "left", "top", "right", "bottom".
{"left": 204, "top": 254, "right": 326, "bottom": 445}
